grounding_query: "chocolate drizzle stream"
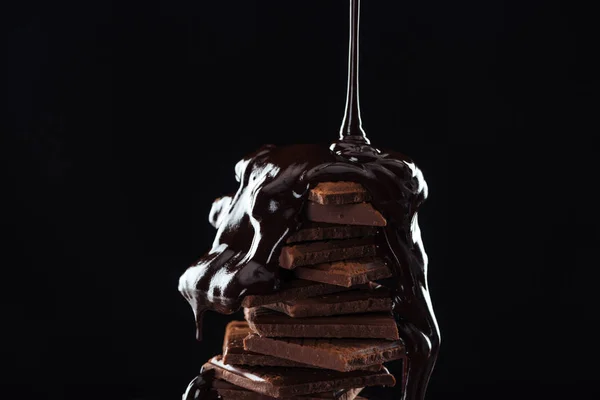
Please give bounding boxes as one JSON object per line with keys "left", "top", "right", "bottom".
{"left": 178, "top": 1, "right": 440, "bottom": 399}
{"left": 340, "top": 0, "right": 367, "bottom": 142}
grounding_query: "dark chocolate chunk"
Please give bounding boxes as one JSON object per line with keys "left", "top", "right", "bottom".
{"left": 263, "top": 288, "right": 392, "bottom": 318}
{"left": 293, "top": 258, "right": 393, "bottom": 287}
{"left": 306, "top": 202, "right": 386, "bottom": 227}
{"left": 244, "top": 335, "right": 404, "bottom": 372}
{"left": 202, "top": 356, "right": 395, "bottom": 398}
{"left": 212, "top": 379, "right": 365, "bottom": 399}
{"left": 309, "top": 182, "right": 371, "bottom": 205}
{"left": 286, "top": 223, "right": 378, "bottom": 244}
{"left": 244, "top": 308, "right": 400, "bottom": 340}
{"left": 223, "top": 321, "right": 316, "bottom": 368}
{"left": 241, "top": 280, "right": 349, "bottom": 308}
{"left": 279, "top": 238, "right": 377, "bottom": 270}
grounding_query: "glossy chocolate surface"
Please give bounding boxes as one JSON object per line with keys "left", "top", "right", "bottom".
{"left": 179, "top": 142, "right": 439, "bottom": 398}
{"left": 179, "top": 0, "right": 439, "bottom": 398}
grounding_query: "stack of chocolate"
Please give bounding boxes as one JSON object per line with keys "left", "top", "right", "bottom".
{"left": 201, "top": 182, "right": 404, "bottom": 399}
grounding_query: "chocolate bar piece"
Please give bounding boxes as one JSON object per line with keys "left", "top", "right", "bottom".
{"left": 279, "top": 238, "right": 377, "bottom": 270}
{"left": 263, "top": 288, "right": 392, "bottom": 318}
{"left": 309, "top": 182, "right": 371, "bottom": 205}
{"left": 286, "top": 223, "right": 378, "bottom": 244}
{"left": 212, "top": 380, "right": 365, "bottom": 400}
{"left": 223, "top": 321, "right": 382, "bottom": 371}
{"left": 223, "top": 321, "right": 315, "bottom": 368}
{"left": 293, "top": 258, "right": 393, "bottom": 287}
{"left": 306, "top": 202, "right": 387, "bottom": 227}
{"left": 245, "top": 308, "right": 400, "bottom": 340}
{"left": 202, "top": 356, "right": 395, "bottom": 398}
{"left": 241, "top": 280, "right": 349, "bottom": 308}
{"left": 244, "top": 335, "right": 404, "bottom": 372}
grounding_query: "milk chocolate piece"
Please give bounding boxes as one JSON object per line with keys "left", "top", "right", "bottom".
{"left": 244, "top": 308, "right": 400, "bottom": 340}
{"left": 223, "top": 321, "right": 315, "bottom": 368}
{"left": 202, "top": 356, "right": 395, "bottom": 398}
{"left": 306, "top": 202, "right": 386, "bottom": 227}
{"left": 279, "top": 238, "right": 377, "bottom": 270}
{"left": 309, "top": 182, "right": 371, "bottom": 205}
{"left": 212, "top": 379, "right": 365, "bottom": 400}
{"left": 293, "top": 258, "right": 393, "bottom": 287}
{"left": 244, "top": 335, "right": 404, "bottom": 372}
{"left": 263, "top": 288, "right": 392, "bottom": 318}
{"left": 242, "top": 280, "right": 349, "bottom": 308}
{"left": 286, "top": 223, "right": 378, "bottom": 243}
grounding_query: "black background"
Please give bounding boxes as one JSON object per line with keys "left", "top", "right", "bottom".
{"left": 3, "top": 0, "right": 599, "bottom": 399}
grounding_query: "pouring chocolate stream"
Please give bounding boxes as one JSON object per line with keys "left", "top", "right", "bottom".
{"left": 179, "top": 1, "right": 440, "bottom": 399}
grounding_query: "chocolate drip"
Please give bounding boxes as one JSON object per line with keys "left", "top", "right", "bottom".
{"left": 340, "top": 0, "right": 368, "bottom": 143}
{"left": 182, "top": 371, "right": 218, "bottom": 400}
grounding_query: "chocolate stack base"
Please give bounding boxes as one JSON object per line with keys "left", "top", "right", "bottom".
{"left": 194, "top": 182, "right": 403, "bottom": 399}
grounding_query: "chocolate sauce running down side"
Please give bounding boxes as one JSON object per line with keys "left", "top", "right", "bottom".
{"left": 182, "top": 373, "right": 217, "bottom": 400}
{"left": 178, "top": 1, "right": 440, "bottom": 399}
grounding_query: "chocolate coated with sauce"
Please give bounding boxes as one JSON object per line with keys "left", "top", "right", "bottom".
{"left": 179, "top": 142, "right": 439, "bottom": 398}
{"left": 177, "top": 143, "right": 426, "bottom": 317}
{"left": 179, "top": 0, "right": 439, "bottom": 398}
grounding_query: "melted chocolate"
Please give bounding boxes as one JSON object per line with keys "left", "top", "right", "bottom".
{"left": 182, "top": 371, "right": 219, "bottom": 400}
{"left": 340, "top": 0, "right": 367, "bottom": 141}
{"left": 179, "top": 1, "right": 440, "bottom": 399}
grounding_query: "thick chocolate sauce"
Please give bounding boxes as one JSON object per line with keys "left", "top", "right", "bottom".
{"left": 178, "top": 1, "right": 440, "bottom": 399}
{"left": 182, "top": 373, "right": 218, "bottom": 400}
